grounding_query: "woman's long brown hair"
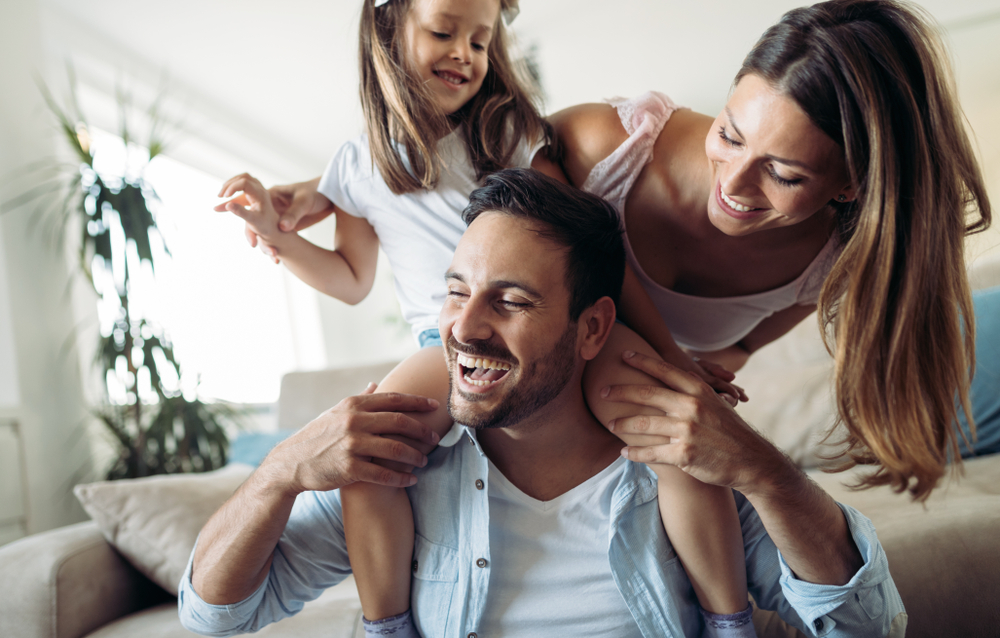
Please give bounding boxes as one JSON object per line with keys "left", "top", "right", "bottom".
{"left": 358, "top": 0, "right": 551, "bottom": 195}
{"left": 737, "top": 0, "right": 992, "bottom": 500}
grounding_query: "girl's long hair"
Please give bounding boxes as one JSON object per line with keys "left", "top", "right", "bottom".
{"left": 359, "top": 0, "right": 551, "bottom": 194}
{"left": 737, "top": 0, "right": 991, "bottom": 500}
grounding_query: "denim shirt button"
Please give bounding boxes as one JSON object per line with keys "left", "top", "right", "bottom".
{"left": 412, "top": 560, "right": 418, "bottom": 572}
{"left": 476, "top": 558, "right": 488, "bottom": 568}
{"left": 467, "top": 633, "right": 478, "bottom": 638}
{"left": 814, "top": 618, "right": 824, "bottom": 631}
{"left": 475, "top": 479, "right": 484, "bottom": 490}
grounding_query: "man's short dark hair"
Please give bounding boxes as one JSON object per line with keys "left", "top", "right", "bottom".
{"left": 463, "top": 168, "right": 625, "bottom": 320}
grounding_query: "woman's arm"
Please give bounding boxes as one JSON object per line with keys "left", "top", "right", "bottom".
{"left": 619, "top": 263, "right": 744, "bottom": 401}
{"left": 547, "top": 103, "right": 629, "bottom": 187}
{"left": 602, "top": 351, "right": 863, "bottom": 585}
{"left": 692, "top": 303, "right": 818, "bottom": 372}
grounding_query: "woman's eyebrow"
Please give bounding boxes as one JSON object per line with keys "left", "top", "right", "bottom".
{"left": 725, "top": 107, "right": 816, "bottom": 172}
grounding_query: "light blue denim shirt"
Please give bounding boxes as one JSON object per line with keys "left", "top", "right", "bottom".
{"left": 179, "top": 427, "right": 905, "bottom": 638}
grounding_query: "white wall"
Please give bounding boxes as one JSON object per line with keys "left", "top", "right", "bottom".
{"left": 0, "top": 0, "right": 93, "bottom": 537}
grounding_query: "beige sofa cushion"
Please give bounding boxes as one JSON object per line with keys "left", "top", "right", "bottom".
{"left": 83, "top": 578, "right": 363, "bottom": 638}
{"left": 73, "top": 464, "right": 254, "bottom": 596}
{"left": 809, "top": 455, "right": 1000, "bottom": 638}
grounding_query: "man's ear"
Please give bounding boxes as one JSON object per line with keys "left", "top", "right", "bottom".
{"left": 578, "top": 296, "right": 616, "bottom": 362}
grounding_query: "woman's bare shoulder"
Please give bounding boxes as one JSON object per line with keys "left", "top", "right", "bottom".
{"left": 548, "top": 103, "right": 628, "bottom": 187}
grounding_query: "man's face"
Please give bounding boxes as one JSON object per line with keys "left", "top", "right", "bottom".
{"left": 441, "top": 212, "right": 581, "bottom": 430}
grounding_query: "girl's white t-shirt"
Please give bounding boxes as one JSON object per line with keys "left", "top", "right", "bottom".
{"left": 318, "top": 130, "right": 544, "bottom": 342}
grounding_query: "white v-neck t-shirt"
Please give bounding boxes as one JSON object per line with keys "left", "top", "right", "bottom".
{"left": 478, "top": 456, "right": 644, "bottom": 636}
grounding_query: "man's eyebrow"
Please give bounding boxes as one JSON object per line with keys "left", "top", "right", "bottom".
{"left": 444, "top": 272, "right": 542, "bottom": 300}
{"left": 491, "top": 280, "right": 543, "bottom": 300}
{"left": 725, "top": 107, "right": 815, "bottom": 172}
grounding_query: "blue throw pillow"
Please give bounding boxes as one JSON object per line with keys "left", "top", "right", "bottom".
{"left": 958, "top": 286, "right": 1000, "bottom": 458}
{"left": 228, "top": 429, "right": 298, "bottom": 467}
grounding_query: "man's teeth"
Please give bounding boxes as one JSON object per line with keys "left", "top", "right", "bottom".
{"left": 721, "top": 189, "right": 758, "bottom": 213}
{"left": 456, "top": 352, "right": 511, "bottom": 371}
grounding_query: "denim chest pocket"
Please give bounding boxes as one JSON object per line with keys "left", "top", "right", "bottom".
{"left": 410, "top": 534, "right": 459, "bottom": 632}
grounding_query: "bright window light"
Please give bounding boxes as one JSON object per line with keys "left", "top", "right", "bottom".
{"left": 89, "top": 128, "right": 309, "bottom": 404}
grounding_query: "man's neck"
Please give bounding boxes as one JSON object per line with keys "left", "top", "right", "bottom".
{"left": 476, "top": 386, "right": 623, "bottom": 502}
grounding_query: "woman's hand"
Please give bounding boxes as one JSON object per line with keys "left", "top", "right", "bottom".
{"left": 601, "top": 350, "right": 782, "bottom": 495}
{"left": 655, "top": 343, "right": 747, "bottom": 405}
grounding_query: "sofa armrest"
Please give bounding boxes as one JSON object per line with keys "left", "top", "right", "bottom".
{"left": 0, "top": 521, "right": 170, "bottom": 638}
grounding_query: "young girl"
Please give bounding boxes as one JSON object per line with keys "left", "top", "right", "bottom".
{"left": 217, "top": 0, "right": 753, "bottom": 635}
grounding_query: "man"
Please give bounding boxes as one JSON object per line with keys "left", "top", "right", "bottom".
{"left": 180, "top": 169, "right": 904, "bottom": 638}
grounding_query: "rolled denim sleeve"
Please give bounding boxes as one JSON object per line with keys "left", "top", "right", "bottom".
{"left": 740, "top": 495, "right": 906, "bottom": 638}
{"left": 178, "top": 489, "right": 352, "bottom": 636}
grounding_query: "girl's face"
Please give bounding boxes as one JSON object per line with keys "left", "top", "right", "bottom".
{"left": 403, "top": 0, "right": 500, "bottom": 115}
{"left": 704, "top": 73, "right": 854, "bottom": 237}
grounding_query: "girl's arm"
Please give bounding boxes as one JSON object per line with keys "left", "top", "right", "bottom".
{"left": 618, "top": 263, "right": 745, "bottom": 401}
{"left": 691, "top": 303, "right": 818, "bottom": 372}
{"left": 220, "top": 174, "right": 379, "bottom": 305}
{"left": 270, "top": 209, "right": 380, "bottom": 305}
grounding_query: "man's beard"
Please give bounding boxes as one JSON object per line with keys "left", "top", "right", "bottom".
{"left": 446, "top": 324, "right": 577, "bottom": 430}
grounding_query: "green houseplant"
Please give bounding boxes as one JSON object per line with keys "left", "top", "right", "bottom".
{"left": 3, "top": 76, "right": 239, "bottom": 479}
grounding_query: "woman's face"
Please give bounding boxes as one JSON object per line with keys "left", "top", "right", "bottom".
{"left": 704, "top": 73, "right": 854, "bottom": 236}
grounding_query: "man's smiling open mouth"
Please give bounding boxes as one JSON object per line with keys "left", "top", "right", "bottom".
{"left": 456, "top": 352, "right": 511, "bottom": 387}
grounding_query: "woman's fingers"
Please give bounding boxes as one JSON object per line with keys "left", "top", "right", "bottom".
{"left": 361, "top": 435, "right": 429, "bottom": 469}
{"left": 620, "top": 350, "right": 707, "bottom": 395}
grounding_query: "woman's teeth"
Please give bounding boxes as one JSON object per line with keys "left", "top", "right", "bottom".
{"left": 721, "top": 189, "right": 759, "bottom": 213}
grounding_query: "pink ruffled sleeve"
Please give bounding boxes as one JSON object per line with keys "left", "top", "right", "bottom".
{"left": 581, "top": 92, "right": 681, "bottom": 211}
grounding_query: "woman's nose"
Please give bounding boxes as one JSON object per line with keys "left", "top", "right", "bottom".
{"left": 719, "top": 155, "right": 756, "bottom": 198}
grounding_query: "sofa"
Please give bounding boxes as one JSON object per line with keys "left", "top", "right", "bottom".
{"left": 1, "top": 257, "right": 998, "bottom": 638}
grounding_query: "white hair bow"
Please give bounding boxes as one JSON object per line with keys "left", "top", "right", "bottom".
{"left": 372, "top": 0, "right": 519, "bottom": 25}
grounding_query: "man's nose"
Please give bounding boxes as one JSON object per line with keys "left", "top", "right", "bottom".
{"left": 450, "top": 296, "right": 493, "bottom": 344}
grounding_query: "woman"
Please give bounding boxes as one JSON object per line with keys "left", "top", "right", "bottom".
{"left": 565, "top": 0, "right": 992, "bottom": 502}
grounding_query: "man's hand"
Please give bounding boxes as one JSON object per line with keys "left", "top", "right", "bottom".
{"left": 266, "top": 383, "right": 442, "bottom": 495}
{"left": 600, "top": 350, "right": 781, "bottom": 495}
{"left": 191, "top": 384, "right": 442, "bottom": 605}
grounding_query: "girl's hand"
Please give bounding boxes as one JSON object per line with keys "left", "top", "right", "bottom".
{"left": 215, "top": 173, "right": 283, "bottom": 253}
{"left": 270, "top": 179, "right": 335, "bottom": 233}
{"left": 225, "top": 178, "right": 335, "bottom": 262}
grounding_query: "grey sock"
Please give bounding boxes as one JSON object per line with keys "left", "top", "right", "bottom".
{"left": 362, "top": 609, "right": 420, "bottom": 637}
{"left": 700, "top": 602, "right": 757, "bottom": 638}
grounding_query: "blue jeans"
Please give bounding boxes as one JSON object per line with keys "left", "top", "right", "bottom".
{"left": 418, "top": 328, "right": 443, "bottom": 349}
